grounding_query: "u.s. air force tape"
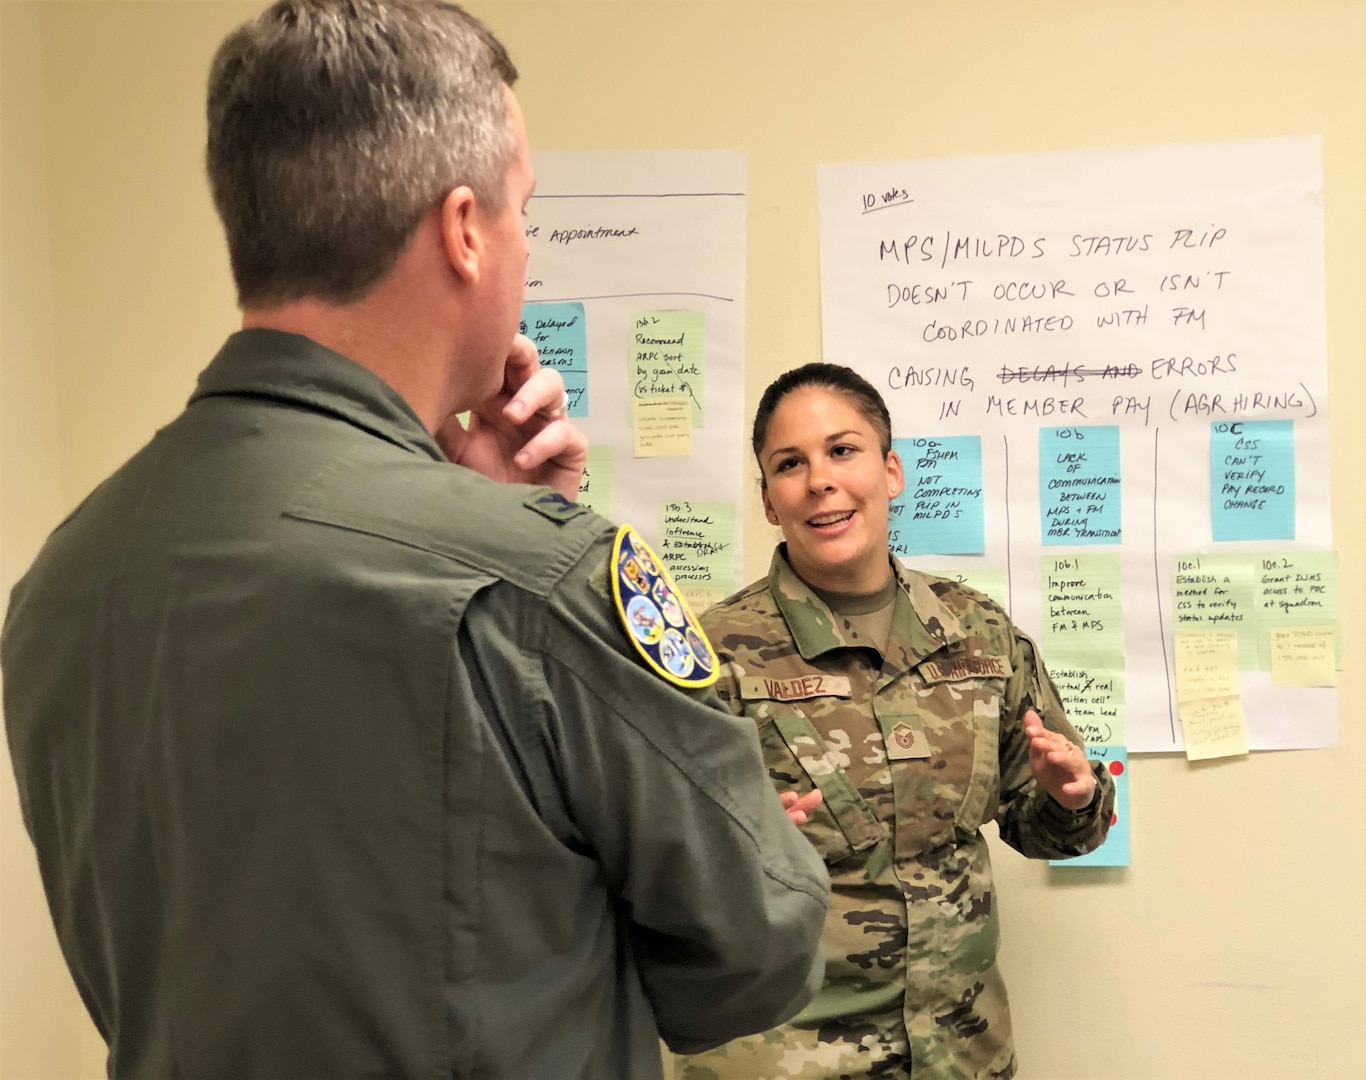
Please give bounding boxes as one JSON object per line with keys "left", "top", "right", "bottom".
{"left": 610, "top": 524, "right": 719, "bottom": 690}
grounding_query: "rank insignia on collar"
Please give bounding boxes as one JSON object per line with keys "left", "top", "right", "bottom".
{"left": 523, "top": 489, "right": 588, "bottom": 524}
{"left": 611, "top": 524, "right": 719, "bottom": 689}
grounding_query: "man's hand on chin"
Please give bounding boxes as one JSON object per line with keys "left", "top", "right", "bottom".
{"left": 437, "top": 333, "right": 588, "bottom": 500}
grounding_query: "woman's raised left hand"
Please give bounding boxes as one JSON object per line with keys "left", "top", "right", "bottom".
{"left": 1023, "top": 709, "right": 1097, "bottom": 811}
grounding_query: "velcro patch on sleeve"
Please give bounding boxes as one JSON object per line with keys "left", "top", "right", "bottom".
{"left": 523, "top": 489, "right": 588, "bottom": 524}
{"left": 739, "top": 675, "right": 853, "bottom": 702}
{"left": 919, "top": 654, "right": 1011, "bottom": 684}
{"left": 611, "top": 525, "right": 718, "bottom": 690}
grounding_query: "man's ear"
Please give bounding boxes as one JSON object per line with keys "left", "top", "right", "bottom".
{"left": 439, "top": 186, "right": 480, "bottom": 284}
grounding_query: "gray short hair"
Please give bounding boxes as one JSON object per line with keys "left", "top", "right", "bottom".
{"left": 207, "top": 0, "right": 519, "bottom": 307}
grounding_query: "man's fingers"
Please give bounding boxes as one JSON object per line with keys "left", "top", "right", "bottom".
{"left": 499, "top": 340, "right": 558, "bottom": 422}
{"left": 511, "top": 417, "right": 587, "bottom": 473}
{"left": 502, "top": 332, "right": 539, "bottom": 383}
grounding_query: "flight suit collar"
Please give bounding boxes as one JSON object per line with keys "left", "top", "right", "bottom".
{"left": 190, "top": 329, "right": 446, "bottom": 462}
{"left": 767, "top": 546, "right": 964, "bottom": 668}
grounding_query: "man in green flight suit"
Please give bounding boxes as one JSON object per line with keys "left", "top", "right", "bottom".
{"left": 1, "top": 3, "right": 829, "bottom": 1078}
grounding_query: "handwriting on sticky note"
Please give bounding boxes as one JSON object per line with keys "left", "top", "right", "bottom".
{"left": 633, "top": 399, "right": 692, "bottom": 458}
{"left": 679, "top": 585, "right": 725, "bottom": 612}
{"left": 890, "top": 435, "right": 985, "bottom": 555}
{"left": 1179, "top": 695, "right": 1249, "bottom": 760}
{"left": 1210, "top": 419, "right": 1295, "bottom": 542}
{"left": 1040, "top": 425, "right": 1122, "bottom": 546}
{"left": 1172, "top": 554, "right": 1258, "bottom": 669}
{"left": 630, "top": 311, "right": 705, "bottom": 425}
{"left": 521, "top": 301, "right": 588, "bottom": 416}
{"left": 1042, "top": 554, "right": 1124, "bottom": 667}
{"left": 578, "top": 445, "right": 613, "bottom": 517}
{"left": 1046, "top": 658, "right": 1125, "bottom": 747}
{"left": 659, "top": 500, "right": 736, "bottom": 599}
{"left": 1173, "top": 630, "right": 1240, "bottom": 701}
{"left": 1269, "top": 625, "right": 1336, "bottom": 687}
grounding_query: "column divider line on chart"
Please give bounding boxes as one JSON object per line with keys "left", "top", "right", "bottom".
{"left": 1151, "top": 427, "right": 1176, "bottom": 742}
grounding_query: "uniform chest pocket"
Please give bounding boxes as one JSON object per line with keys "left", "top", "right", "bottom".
{"left": 903, "top": 668, "right": 1005, "bottom": 842}
{"left": 753, "top": 706, "right": 885, "bottom": 866}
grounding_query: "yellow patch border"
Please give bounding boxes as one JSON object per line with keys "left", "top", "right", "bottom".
{"left": 610, "top": 524, "right": 719, "bottom": 690}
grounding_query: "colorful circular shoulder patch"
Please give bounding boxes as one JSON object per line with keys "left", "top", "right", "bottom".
{"left": 611, "top": 524, "right": 719, "bottom": 689}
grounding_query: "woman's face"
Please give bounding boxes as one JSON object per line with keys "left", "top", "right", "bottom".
{"left": 758, "top": 386, "right": 903, "bottom": 594}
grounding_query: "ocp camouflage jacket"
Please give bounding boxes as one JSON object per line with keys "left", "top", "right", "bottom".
{"left": 678, "top": 547, "right": 1115, "bottom": 1080}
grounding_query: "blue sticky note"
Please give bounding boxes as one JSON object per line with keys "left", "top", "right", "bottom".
{"left": 1210, "top": 420, "right": 1295, "bottom": 541}
{"left": 1052, "top": 745, "right": 1129, "bottom": 868}
{"left": 520, "top": 302, "right": 588, "bottom": 416}
{"left": 889, "top": 436, "right": 985, "bottom": 556}
{"left": 1039, "top": 425, "right": 1121, "bottom": 546}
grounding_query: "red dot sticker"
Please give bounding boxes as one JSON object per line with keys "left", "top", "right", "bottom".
{"left": 1110, "top": 812, "right": 1119, "bottom": 826}
{"left": 1108, "top": 761, "right": 1125, "bottom": 776}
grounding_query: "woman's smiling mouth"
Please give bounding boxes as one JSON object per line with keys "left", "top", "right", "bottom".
{"left": 808, "top": 510, "right": 855, "bottom": 530}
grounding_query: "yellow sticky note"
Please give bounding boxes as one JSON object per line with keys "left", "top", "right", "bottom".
{"left": 1178, "top": 695, "right": 1249, "bottom": 761}
{"left": 633, "top": 398, "right": 692, "bottom": 458}
{"left": 1173, "top": 630, "right": 1240, "bottom": 701}
{"left": 680, "top": 585, "right": 726, "bottom": 613}
{"left": 1269, "top": 625, "right": 1336, "bottom": 687}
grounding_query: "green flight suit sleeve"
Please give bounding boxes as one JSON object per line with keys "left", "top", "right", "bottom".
{"left": 993, "top": 625, "right": 1116, "bottom": 859}
{"left": 524, "top": 541, "right": 830, "bottom": 1052}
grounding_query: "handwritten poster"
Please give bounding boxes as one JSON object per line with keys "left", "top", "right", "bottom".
{"left": 524, "top": 151, "right": 746, "bottom": 598}
{"left": 818, "top": 137, "right": 1333, "bottom": 752}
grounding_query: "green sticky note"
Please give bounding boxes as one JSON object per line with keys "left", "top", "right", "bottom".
{"left": 1043, "top": 649, "right": 1126, "bottom": 747}
{"left": 1042, "top": 554, "right": 1124, "bottom": 667}
{"left": 629, "top": 310, "right": 705, "bottom": 426}
{"left": 658, "top": 499, "right": 736, "bottom": 607}
{"left": 1171, "top": 554, "right": 1258, "bottom": 669}
{"left": 578, "top": 445, "right": 614, "bottom": 519}
{"left": 1255, "top": 551, "right": 1340, "bottom": 669}
{"left": 925, "top": 567, "right": 1008, "bottom": 613}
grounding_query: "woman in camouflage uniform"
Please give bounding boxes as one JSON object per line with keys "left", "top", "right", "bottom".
{"left": 677, "top": 364, "right": 1114, "bottom": 1080}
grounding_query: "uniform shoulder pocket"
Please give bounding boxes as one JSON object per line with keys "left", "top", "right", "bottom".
{"left": 754, "top": 706, "right": 884, "bottom": 866}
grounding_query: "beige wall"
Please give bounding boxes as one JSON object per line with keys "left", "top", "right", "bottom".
{"left": 1, "top": 1, "right": 1362, "bottom": 1076}
{"left": 1, "top": 5, "right": 104, "bottom": 1076}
